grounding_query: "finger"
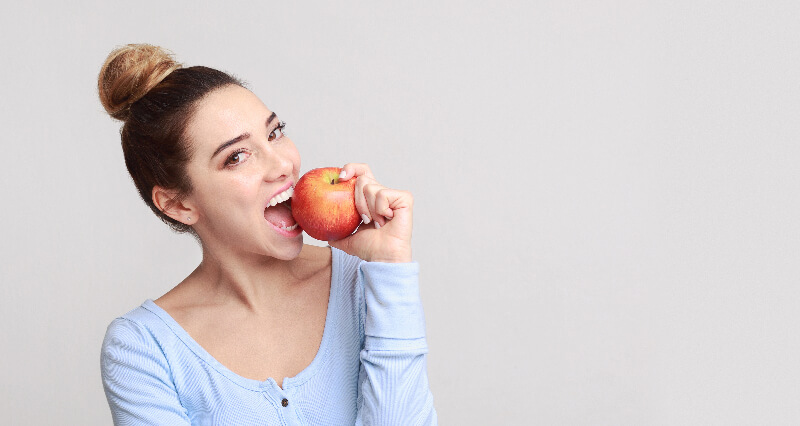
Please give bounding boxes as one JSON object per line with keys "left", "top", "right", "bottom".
{"left": 362, "top": 182, "right": 389, "bottom": 227}
{"left": 374, "top": 188, "right": 413, "bottom": 223}
{"left": 339, "top": 163, "right": 375, "bottom": 181}
{"left": 373, "top": 190, "right": 395, "bottom": 222}
{"left": 365, "top": 185, "right": 412, "bottom": 228}
{"left": 354, "top": 175, "right": 378, "bottom": 224}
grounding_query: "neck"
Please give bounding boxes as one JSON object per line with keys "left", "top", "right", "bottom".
{"left": 189, "top": 244, "right": 318, "bottom": 314}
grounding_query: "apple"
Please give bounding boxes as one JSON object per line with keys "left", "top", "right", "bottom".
{"left": 291, "top": 167, "right": 362, "bottom": 241}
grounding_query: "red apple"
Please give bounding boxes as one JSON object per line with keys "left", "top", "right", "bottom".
{"left": 291, "top": 167, "right": 361, "bottom": 241}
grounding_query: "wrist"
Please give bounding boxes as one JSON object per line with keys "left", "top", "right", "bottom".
{"left": 366, "top": 246, "right": 412, "bottom": 263}
{"left": 360, "top": 260, "right": 425, "bottom": 339}
{"left": 369, "top": 256, "right": 412, "bottom": 263}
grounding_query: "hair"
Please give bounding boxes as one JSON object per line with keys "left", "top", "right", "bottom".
{"left": 98, "top": 44, "right": 244, "bottom": 234}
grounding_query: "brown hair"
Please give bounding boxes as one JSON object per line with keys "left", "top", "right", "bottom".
{"left": 98, "top": 44, "right": 243, "bottom": 234}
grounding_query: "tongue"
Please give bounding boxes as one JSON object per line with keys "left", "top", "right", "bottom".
{"left": 264, "top": 202, "right": 296, "bottom": 228}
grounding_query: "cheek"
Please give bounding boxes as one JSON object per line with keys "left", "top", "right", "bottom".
{"left": 193, "top": 172, "right": 257, "bottom": 211}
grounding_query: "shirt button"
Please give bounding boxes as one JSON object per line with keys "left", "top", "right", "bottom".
{"left": 281, "top": 398, "right": 289, "bottom": 407}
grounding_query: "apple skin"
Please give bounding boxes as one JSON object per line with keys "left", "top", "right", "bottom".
{"left": 291, "top": 167, "right": 362, "bottom": 241}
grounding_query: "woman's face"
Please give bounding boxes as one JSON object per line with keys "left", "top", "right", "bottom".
{"left": 181, "top": 84, "right": 303, "bottom": 260}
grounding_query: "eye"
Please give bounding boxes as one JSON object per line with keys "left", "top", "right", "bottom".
{"left": 268, "top": 121, "right": 286, "bottom": 141}
{"left": 224, "top": 149, "right": 251, "bottom": 167}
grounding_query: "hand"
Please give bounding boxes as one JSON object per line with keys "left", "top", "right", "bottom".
{"left": 327, "top": 163, "right": 413, "bottom": 263}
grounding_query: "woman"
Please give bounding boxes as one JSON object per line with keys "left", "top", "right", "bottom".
{"left": 98, "top": 44, "right": 437, "bottom": 425}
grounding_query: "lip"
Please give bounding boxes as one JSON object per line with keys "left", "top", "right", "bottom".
{"left": 263, "top": 181, "right": 295, "bottom": 211}
{"left": 267, "top": 221, "right": 303, "bottom": 238}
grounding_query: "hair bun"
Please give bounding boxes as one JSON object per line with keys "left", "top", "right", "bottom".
{"left": 98, "top": 44, "right": 181, "bottom": 121}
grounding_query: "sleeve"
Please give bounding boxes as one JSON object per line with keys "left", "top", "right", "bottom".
{"left": 100, "top": 317, "right": 191, "bottom": 425}
{"left": 355, "top": 261, "right": 438, "bottom": 426}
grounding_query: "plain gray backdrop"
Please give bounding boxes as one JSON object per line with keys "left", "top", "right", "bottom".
{"left": 1, "top": 1, "right": 798, "bottom": 424}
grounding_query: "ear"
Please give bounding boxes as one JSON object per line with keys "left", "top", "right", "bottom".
{"left": 152, "top": 186, "right": 197, "bottom": 225}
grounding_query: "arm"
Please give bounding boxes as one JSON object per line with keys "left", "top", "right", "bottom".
{"left": 101, "top": 318, "right": 191, "bottom": 425}
{"left": 355, "top": 261, "right": 437, "bottom": 426}
{"left": 329, "top": 163, "right": 437, "bottom": 424}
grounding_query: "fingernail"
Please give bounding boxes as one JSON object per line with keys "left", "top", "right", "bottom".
{"left": 339, "top": 170, "right": 347, "bottom": 179}
{"left": 361, "top": 214, "right": 371, "bottom": 224}
{"left": 374, "top": 221, "right": 381, "bottom": 229}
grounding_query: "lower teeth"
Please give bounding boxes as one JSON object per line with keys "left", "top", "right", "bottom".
{"left": 281, "top": 224, "right": 298, "bottom": 231}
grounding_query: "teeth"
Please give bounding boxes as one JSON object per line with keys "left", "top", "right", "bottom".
{"left": 280, "top": 224, "right": 298, "bottom": 231}
{"left": 267, "top": 187, "right": 294, "bottom": 208}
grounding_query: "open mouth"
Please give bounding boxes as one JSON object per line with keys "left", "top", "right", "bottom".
{"left": 264, "top": 186, "right": 300, "bottom": 234}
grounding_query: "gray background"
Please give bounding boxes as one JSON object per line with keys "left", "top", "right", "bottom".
{"left": 1, "top": 1, "right": 798, "bottom": 424}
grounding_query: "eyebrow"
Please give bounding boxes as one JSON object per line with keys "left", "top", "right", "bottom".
{"left": 210, "top": 112, "right": 278, "bottom": 160}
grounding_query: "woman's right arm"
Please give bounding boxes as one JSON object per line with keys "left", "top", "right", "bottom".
{"left": 101, "top": 318, "right": 191, "bottom": 425}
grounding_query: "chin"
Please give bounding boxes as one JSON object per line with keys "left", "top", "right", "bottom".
{"left": 267, "top": 234, "right": 304, "bottom": 261}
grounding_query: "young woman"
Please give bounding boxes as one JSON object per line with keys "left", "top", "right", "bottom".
{"left": 98, "top": 44, "right": 436, "bottom": 425}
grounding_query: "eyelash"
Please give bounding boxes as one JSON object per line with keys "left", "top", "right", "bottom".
{"left": 223, "top": 121, "right": 287, "bottom": 168}
{"left": 271, "top": 121, "right": 287, "bottom": 140}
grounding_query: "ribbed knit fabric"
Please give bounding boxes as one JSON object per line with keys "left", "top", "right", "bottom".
{"left": 101, "top": 247, "right": 437, "bottom": 425}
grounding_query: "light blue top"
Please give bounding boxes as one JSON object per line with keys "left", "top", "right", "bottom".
{"left": 101, "top": 247, "right": 437, "bottom": 425}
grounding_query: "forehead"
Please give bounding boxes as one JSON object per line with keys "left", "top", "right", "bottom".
{"left": 186, "top": 85, "right": 271, "bottom": 150}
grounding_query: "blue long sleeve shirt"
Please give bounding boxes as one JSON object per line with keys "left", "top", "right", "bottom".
{"left": 100, "top": 247, "right": 437, "bottom": 425}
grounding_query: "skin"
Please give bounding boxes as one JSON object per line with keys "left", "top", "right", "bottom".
{"left": 150, "top": 85, "right": 414, "bottom": 388}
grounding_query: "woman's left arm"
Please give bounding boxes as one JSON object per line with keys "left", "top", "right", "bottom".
{"left": 355, "top": 260, "right": 437, "bottom": 425}
{"left": 329, "top": 163, "right": 437, "bottom": 425}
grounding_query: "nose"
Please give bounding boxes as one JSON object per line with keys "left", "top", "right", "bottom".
{"left": 260, "top": 144, "right": 294, "bottom": 183}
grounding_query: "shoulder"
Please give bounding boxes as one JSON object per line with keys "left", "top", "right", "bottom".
{"left": 329, "top": 246, "right": 365, "bottom": 289}
{"left": 100, "top": 306, "right": 191, "bottom": 424}
{"left": 329, "top": 246, "right": 363, "bottom": 274}
{"left": 297, "top": 244, "right": 364, "bottom": 282}
{"left": 103, "top": 304, "right": 158, "bottom": 341}
{"left": 101, "top": 302, "right": 175, "bottom": 365}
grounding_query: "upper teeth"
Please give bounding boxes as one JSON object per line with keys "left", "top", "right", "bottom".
{"left": 268, "top": 187, "right": 294, "bottom": 207}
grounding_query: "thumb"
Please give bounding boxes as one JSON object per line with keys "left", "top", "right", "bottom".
{"left": 327, "top": 233, "right": 356, "bottom": 256}
{"left": 327, "top": 222, "right": 373, "bottom": 259}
